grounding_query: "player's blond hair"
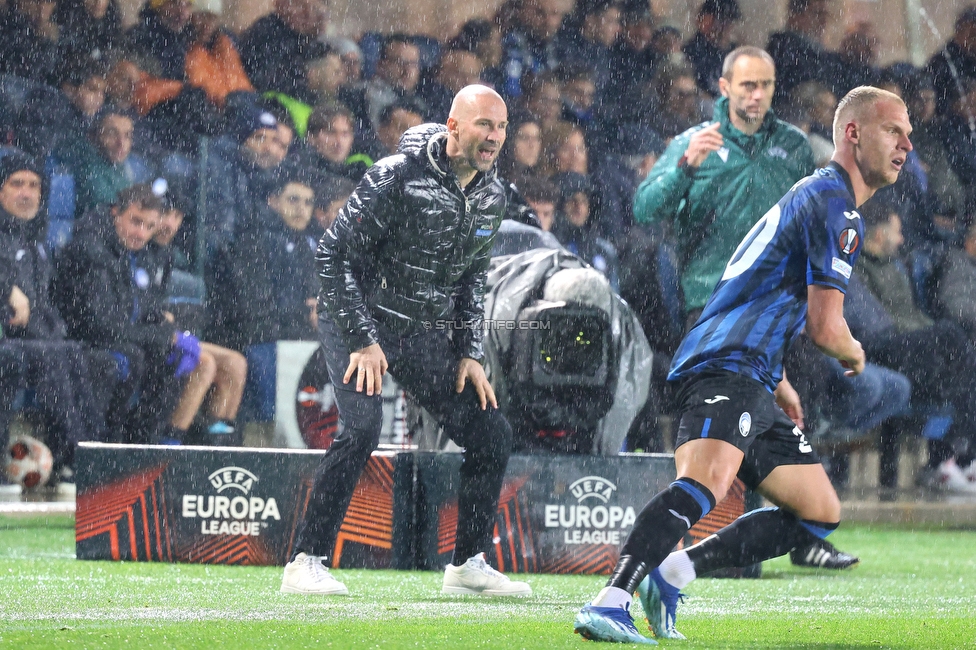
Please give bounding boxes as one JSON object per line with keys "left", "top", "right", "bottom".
{"left": 832, "top": 86, "right": 905, "bottom": 147}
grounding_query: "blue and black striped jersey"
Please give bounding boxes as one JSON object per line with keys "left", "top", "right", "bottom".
{"left": 669, "top": 162, "right": 862, "bottom": 392}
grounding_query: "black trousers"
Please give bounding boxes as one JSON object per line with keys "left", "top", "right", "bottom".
{"left": 291, "top": 315, "right": 513, "bottom": 565}
{"left": 100, "top": 343, "right": 184, "bottom": 445}
{"left": 1, "top": 340, "right": 115, "bottom": 471}
{"left": 0, "top": 346, "right": 26, "bottom": 467}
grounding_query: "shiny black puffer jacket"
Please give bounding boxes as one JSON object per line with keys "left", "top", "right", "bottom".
{"left": 316, "top": 123, "right": 508, "bottom": 360}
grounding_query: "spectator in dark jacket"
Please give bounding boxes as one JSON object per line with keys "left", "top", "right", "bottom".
{"left": 0, "top": 151, "right": 119, "bottom": 490}
{"left": 552, "top": 0, "right": 621, "bottom": 99}
{"left": 927, "top": 6, "right": 976, "bottom": 118}
{"left": 126, "top": 0, "right": 193, "bottom": 80}
{"left": 683, "top": 0, "right": 741, "bottom": 98}
{"left": 766, "top": 0, "right": 843, "bottom": 112}
{"left": 15, "top": 54, "right": 107, "bottom": 158}
{"left": 499, "top": 0, "right": 567, "bottom": 99}
{"left": 210, "top": 167, "right": 319, "bottom": 424}
{"left": 203, "top": 104, "right": 289, "bottom": 255}
{"left": 0, "top": 0, "right": 60, "bottom": 83}
{"left": 605, "top": 0, "right": 660, "bottom": 118}
{"left": 54, "top": 183, "right": 203, "bottom": 444}
{"left": 212, "top": 167, "right": 320, "bottom": 352}
{"left": 238, "top": 0, "right": 328, "bottom": 97}
{"left": 54, "top": 0, "right": 124, "bottom": 62}
{"left": 550, "top": 171, "right": 619, "bottom": 290}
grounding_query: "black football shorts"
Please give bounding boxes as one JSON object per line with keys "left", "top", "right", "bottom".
{"left": 672, "top": 372, "right": 821, "bottom": 489}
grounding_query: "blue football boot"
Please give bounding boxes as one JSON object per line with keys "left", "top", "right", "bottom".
{"left": 636, "top": 568, "right": 686, "bottom": 640}
{"left": 573, "top": 602, "right": 657, "bottom": 644}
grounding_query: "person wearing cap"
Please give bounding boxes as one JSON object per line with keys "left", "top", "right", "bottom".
{"left": 204, "top": 104, "right": 288, "bottom": 255}
{"left": 766, "top": 0, "right": 843, "bottom": 113}
{"left": 126, "top": 0, "right": 194, "bottom": 81}
{"left": 0, "top": 150, "right": 121, "bottom": 493}
{"left": 54, "top": 182, "right": 210, "bottom": 445}
{"left": 683, "top": 0, "right": 741, "bottom": 98}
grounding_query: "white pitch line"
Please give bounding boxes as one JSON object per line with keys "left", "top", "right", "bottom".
{"left": 0, "top": 501, "right": 76, "bottom": 515}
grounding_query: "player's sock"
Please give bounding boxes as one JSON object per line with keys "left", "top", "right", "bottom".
{"left": 684, "top": 506, "right": 838, "bottom": 575}
{"left": 591, "top": 586, "right": 633, "bottom": 609}
{"left": 659, "top": 549, "right": 697, "bottom": 589}
{"left": 605, "top": 478, "right": 715, "bottom": 593}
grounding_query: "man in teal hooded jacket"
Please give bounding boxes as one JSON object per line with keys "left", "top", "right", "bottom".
{"left": 634, "top": 45, "right": 813, "bottom": 315}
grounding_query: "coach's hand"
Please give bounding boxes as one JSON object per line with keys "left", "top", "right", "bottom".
{"left": 345, "top": 343, "right": 388, "bottom": 396}
{"left": 456, "top": 358, "right": 497, "bottom": 410}
{"left": 684, "top": 122, "right": 723, "bottom": 168}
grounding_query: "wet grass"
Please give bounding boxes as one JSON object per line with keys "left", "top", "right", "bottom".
{"left": 0, "top": 516, "right": 974, "bottom": 648}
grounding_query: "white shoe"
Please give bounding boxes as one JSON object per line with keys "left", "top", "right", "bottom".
{"left": 442, "top": 552, "right": 532, "bottom": 596}
{"left": 930, "top": 459, "right": 976, "bottom": 494}
{"left": 280, "top": 553, "right": 349, "bottom": 595}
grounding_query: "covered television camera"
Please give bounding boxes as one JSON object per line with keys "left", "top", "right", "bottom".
{"left": 483, "top": 246, "right": 652, "bottom": 454}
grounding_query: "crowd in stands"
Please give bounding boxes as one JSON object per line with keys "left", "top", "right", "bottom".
{"left": 4, "top": 0, "right": 976, "bottom": 495}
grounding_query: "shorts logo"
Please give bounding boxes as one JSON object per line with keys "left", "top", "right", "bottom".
{"left": 704, "top": 395, "right": 729, "bottom": 404}
{"left": 738, "top": 412, "right": 752, "bottom": 437}
{"left": 839, "top": 228, "right": 859, "bottom": 254}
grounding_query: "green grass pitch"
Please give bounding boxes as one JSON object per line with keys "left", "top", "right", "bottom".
{"left": 1, "top": 514, "right": 974, "bottom": 649}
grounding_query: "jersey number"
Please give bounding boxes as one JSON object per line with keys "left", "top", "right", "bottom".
{"left": 721, "top": 204, "right": 782, "bottom": 281}
{"left": 792, "top": 426, "right": 812, "bottom": 454}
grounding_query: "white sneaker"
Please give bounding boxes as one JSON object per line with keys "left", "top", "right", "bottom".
{"left": 931, "top": 459, "right": 976, "bottom": 494}
{"left": 442, "top": 552, "right": 532, "bottom": 596}
{"left": 280, "top": 553, "right": 349, "bottom": 595}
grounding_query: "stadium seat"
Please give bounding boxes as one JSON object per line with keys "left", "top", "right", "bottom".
{"left": 241, "top": 343, "right": 277, "bottom": 423}
{"left": 45, "top": 163, "right": 76, "bottom": 251}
